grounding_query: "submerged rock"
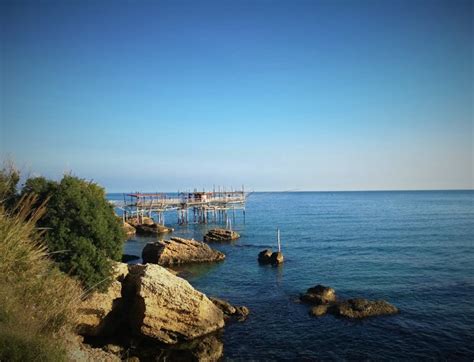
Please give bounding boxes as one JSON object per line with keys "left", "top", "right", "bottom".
{"left": 142, "top": 237, "right": 225, "bottom": 266}
{"left": 301, "top": 285, "right": 336, "bottom": 305}
{"left": 332, "top": 298, "right": 399, "bottom": 319}
{"left": 124, "top": 264, "right": 225, "bottom": 344}
{"left": 204, "top": 228, "right": 240, "bottom": 242}
{"left": 210, "top": 297, "right": 250, "bottom": 322}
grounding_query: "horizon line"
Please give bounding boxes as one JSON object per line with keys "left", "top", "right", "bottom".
{"left": 105, "top": 188, "right": 474, "bottom": 194}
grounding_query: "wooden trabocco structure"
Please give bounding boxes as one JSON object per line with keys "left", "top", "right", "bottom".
{"left": 114, "top": 187, "right": 248, "bottom": 226}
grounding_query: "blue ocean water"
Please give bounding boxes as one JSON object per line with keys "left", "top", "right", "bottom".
{"left": 109, "top": 191, "right": 474, "bottom": 360}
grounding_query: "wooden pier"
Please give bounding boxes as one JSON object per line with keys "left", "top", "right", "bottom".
{"left": 113, "top": 188, "right": 248, "bottom": 226}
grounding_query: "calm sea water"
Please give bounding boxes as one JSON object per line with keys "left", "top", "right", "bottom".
{"left": 109, "top": 191, "right": 474, "bottom": 360}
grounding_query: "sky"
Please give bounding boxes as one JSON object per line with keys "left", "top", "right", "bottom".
{"left": 1, "top": 0, "right": 472, "bottom": 192}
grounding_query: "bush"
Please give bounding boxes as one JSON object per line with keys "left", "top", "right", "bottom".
{"left": 22, "top": 175, "right": 125, "bottom": 290}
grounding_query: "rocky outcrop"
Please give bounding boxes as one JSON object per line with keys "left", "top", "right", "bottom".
{"left": 210, "top": 297, "right": 250, "bottom": 322}
{"left": 135, "top": 223, "right": 174, "bottom": 235}
{"left": 301, "top": 285, "right": 336, "bottom": 305}
{"left": 123, "top": 222, "right": 136, "bottom": 237}
{"left": 76, "top": 262, "right": 129, "bottom": 336}
{"left": 204, "top": 228, "right": 240, "bottom": 242}
{"left": 301, "top": 284, "right": 398, "bottom": 319}
{"left": 124, "top": 264, "right": 225, "bottom": 344}
{"left": 332, "top": 298, "right": 398, "bottom": 318}
{"left": 142, "top": 237, "right": 225, "bottom": 266}
{"left": 258, "top": 249, "right": 284, "bottom": 265}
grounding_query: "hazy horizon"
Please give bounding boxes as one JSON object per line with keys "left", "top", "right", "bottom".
{"left": 1, "top": 0, "right": 473, "bottom": 192}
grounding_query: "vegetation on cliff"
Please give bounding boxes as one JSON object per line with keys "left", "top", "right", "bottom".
{"left": 21, "top": 174, "right": 125, "bottom": 290}
{"left": 0, "top": 190, "right": 82, "bottom": 360}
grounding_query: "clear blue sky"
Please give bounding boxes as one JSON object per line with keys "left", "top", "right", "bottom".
{"left": 1, "top": 0, "right": 472, "bottom": 192}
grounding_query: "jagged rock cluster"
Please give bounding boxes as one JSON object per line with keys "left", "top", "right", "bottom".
{"left": 204, "top": 228, "right": 240, "bottom": 242}
{"left": 142, "top": 237, "right": 225, "bottom": 266}
{"left": 301, "top": 284, "right": 398, "bottom": 319}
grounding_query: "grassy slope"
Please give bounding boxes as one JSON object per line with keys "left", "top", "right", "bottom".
{"left": 0, "top": 195, "right": 82, "bottom": 361}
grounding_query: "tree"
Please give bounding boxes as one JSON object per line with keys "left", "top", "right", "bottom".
{"left": 23, "top": 175, "right": 125, "bottom": 290}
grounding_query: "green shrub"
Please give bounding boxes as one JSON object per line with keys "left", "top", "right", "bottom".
{"left": 22, "top": 175, "right": 125, "bottom": 290}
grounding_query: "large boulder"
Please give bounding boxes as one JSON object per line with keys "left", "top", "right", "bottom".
{"left": 204, "top": 228, "right": 240, "bottom": 242}
{"left": 142, "top": 237, "right": 225, "bottom": 266}
{"left": 123, "top": 264, "right": 225, "bottom": 344}
{"left": 76, "top": 262, "right": 129, "bottom": 336}
{"left": 301, "top": 285, "right": 336, "bottom": 305}
{"left": 332, "top": 298, "right": 399, "bottom": 319}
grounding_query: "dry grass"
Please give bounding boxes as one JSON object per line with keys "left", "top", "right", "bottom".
{"left": 0, "top": 194, "right": 83, "bottom": 361}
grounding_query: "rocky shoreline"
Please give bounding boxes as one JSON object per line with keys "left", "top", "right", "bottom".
{"left": 73, "top": 228, "right": 399, "bottom": 360}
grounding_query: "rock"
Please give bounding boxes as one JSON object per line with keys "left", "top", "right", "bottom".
{"left": 210, "top": 297, "right": 236, "bottom": 315}
{"left": 332, "top": 298, "right": 399, "bottom": 319}
{"left": 65, "top": 333, "right": 120, "bottom": 362}
{"left": 204, "top": 228, "right": 240, "bottom": 242}
{"left": 135, "top": 223, "right": 174, "bottom": 235}
{"left": 124, "top": 263, "right": 225, "bottom": 344}
{"left": 76, "top": 262, "right": 129, "bottom": 336}
{"left": 122, "top": 254, "right": 140, "bottom": 263}
{"left": 301, "top": 285, "right": 336, "bottom": 305}
{"left": 258, "top": 249, "right": 273, "bottom": 264}
{"left": 142, "top": 237, "right": 225, "bottom": 266}
{"left": 210, "top": 297, "right": 250, "bottom": 322}
{"left": 235, "top": 306, "right": 250, "bottom": 321}
{"left": 127, "top": 216, "right": 154, "bottom": 227}
{"left": 123, "top": 222, "right": 136, "bottom": 236}
{"left": 310, "top": 304, "right": 329, "bottom": 317}
{"left": 258, "top": 249, "right": 284, "bottom": 265}
{"left": 270, "top": 251, "right": 284, "bottom": 265}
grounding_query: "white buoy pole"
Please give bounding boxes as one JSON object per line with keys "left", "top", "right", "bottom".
{"left": 277, "top": 228, "right": 281, "bottom": 252}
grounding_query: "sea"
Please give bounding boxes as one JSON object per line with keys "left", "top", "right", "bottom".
{"left": 108, "top": 191, "right": 474, "bottom": 360}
